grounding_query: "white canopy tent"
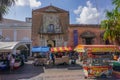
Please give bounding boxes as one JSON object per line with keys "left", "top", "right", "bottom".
{"left": 0, "top": 42, "right": 28, "bottom": 54}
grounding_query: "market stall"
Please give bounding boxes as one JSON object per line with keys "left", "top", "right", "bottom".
{"left": 74, "top": 45, "right": 119, "bottom": 79}
{"left": 50, "top": 47, "right": 72, "bottom": 65}
{"left": 0, "top": 42, "right": 28, "bottom": 70}
{"left": 74, "top": 45, "right": 119, "bottom": 61}
{"left": 32, "top": 46, "right": 50, "bottom": 66}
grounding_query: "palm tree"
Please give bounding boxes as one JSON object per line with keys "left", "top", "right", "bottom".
{"left": 0, "top": 0, "right": 15, "bottom": 20}
{"left": 101, "top": 0, "right": 120, "bottom": 45}
{"left": 112, "top": 0, "right": 120, "bottom": 9}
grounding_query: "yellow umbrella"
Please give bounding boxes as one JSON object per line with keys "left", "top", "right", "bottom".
{"left": 74, "top": 45, "right": 85, "bottom": 52}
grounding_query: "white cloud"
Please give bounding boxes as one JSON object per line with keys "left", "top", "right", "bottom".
{"left": 15, "top": 0, "right": 41, "bottom": 8}
{"left": 74, "top": 1, "right": 104, "bottom": 24}
{"left": 74, "top": 6, "right": 82, "bottom": 14}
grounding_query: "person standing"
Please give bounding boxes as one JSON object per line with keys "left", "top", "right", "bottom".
{"left": 7, "top": 53, "right": 11, "bottom": 68}
{"left": 10, "top": 54, "right": 15, "bottom": 71}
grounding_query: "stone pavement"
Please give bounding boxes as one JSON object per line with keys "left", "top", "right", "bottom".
{"left": 0, "top": 61, "right": 44, "bottom": 80}
{"left": 19, "top": 67, "right": 117, "bottom": 80}
{"left": 28, "top": 71, "right": 84, "bottom": 80}
{"left": 0, "top": 60, "right": 118, "bottom": 80}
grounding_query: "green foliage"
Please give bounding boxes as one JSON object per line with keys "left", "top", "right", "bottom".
{"left": 0, "top": 0, "right": 15, "bottom": 20}
{"left": 0, "top": 5, "right": 8, "bottom": 20}
{"left": 112, "top": 0, "right": 120, "bottom": 9}
{"left": 101, "top": 0, "right": 120, "bottom": 45}
{"left": 0, "top": 0, "right": 15, "bottom": 6}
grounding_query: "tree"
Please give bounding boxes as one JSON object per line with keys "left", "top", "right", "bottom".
{"left": 112, "top": 0, "right": 120, "bottom": 9}
{"left": 0, "top": 0, "right": 15, "bottom": 20}
{"left": 101, "top": 0, "right": 120, "bottom": 45}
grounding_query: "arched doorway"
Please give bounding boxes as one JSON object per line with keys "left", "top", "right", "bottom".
{"left": 47, "top": 44, "right": 52, "bottom": 47}
{"left": 47, "top": 40, "right": 55, "bottom": 47}
{"left": 80, "top": 31, "right": 96, "bottom": 45}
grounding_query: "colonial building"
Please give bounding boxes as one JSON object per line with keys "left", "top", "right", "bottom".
{"left": 32, "top": 5, "right": 69, "bottom": 47}
{"left": 68, "top": 24, "right": 104, "bottom": 47}
{"left": 0, "top": 18, "right": 32, "bottom": 55}
{"left": 32, "top": 5, "right": 104, "bottom": 47}
{"left": 0, "top": 18, "right": 31, "bottom": 41}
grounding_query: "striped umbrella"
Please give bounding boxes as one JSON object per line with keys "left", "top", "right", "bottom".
{"left": 51, "top": 47, "right": 72, "bottom": 52}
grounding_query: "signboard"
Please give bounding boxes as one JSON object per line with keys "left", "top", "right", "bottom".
{"left": 74, "top": 45, "right": 119, "bottom": 52}
{"left": 90, "top": 47, "right": 118, "bottom": 52}
{"left": 83, "top": 66, "right": 112, "bottom": 77}
{"left": 90, "top": 67, "right": 110, "bottom": 76}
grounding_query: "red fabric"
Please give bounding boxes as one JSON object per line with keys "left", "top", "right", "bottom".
{"left": 51, "top": 47, "right": 72, "bottom": 52}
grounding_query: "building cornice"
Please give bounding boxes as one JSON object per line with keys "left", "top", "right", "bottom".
{"left": 69, "top": 24, "right": 100, "bottom": 28}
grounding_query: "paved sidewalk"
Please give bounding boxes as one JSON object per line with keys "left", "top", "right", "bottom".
{"left": 0, "top": 61, "right": 44, "bottom": 80}
{"left": 19, "top": 63, "right": 117, "bottom": 80}
{"left": 19, "top": 67, "right": 117, "bottom": 80}
{"left": 0, "top": 60, "right": 118, "bottom": 80}
{"left": 31, "top": 72, "right": 84, "bottom": 80}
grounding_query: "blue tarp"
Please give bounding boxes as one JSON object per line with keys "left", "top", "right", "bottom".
{"left": 32, "top": 46, "right": 50, "bottom": 53}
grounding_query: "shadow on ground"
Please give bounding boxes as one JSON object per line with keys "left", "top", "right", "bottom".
{"left": 0, "top": 61, "right": 44, "bottom": 80}
{"left": 45, "top": 63, "right": 83, "bottom": 70}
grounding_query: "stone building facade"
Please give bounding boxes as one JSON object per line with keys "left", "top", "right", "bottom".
{"left": 32, "top": 5, "right": 104, "bottom": 47}
{"left": 68, "top": 24, "right": 104, "bottom": 47}
{"left": 32, "top": 5, "right": 69, "bottom": 47}
{"left": 0, "top": 18, "right": 32, "bottom": 55}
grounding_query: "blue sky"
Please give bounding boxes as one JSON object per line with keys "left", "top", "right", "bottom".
{"left": 4, "top": 0, "right": 114, "bottom": 24}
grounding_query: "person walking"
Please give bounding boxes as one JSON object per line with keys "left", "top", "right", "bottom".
{"left": 50, "top": 52, "right": 55, "bottom": 65}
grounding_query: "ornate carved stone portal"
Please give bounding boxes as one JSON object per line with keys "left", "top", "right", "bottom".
{"left": 32, "top": 5, "right": 69, "bottom": 47}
